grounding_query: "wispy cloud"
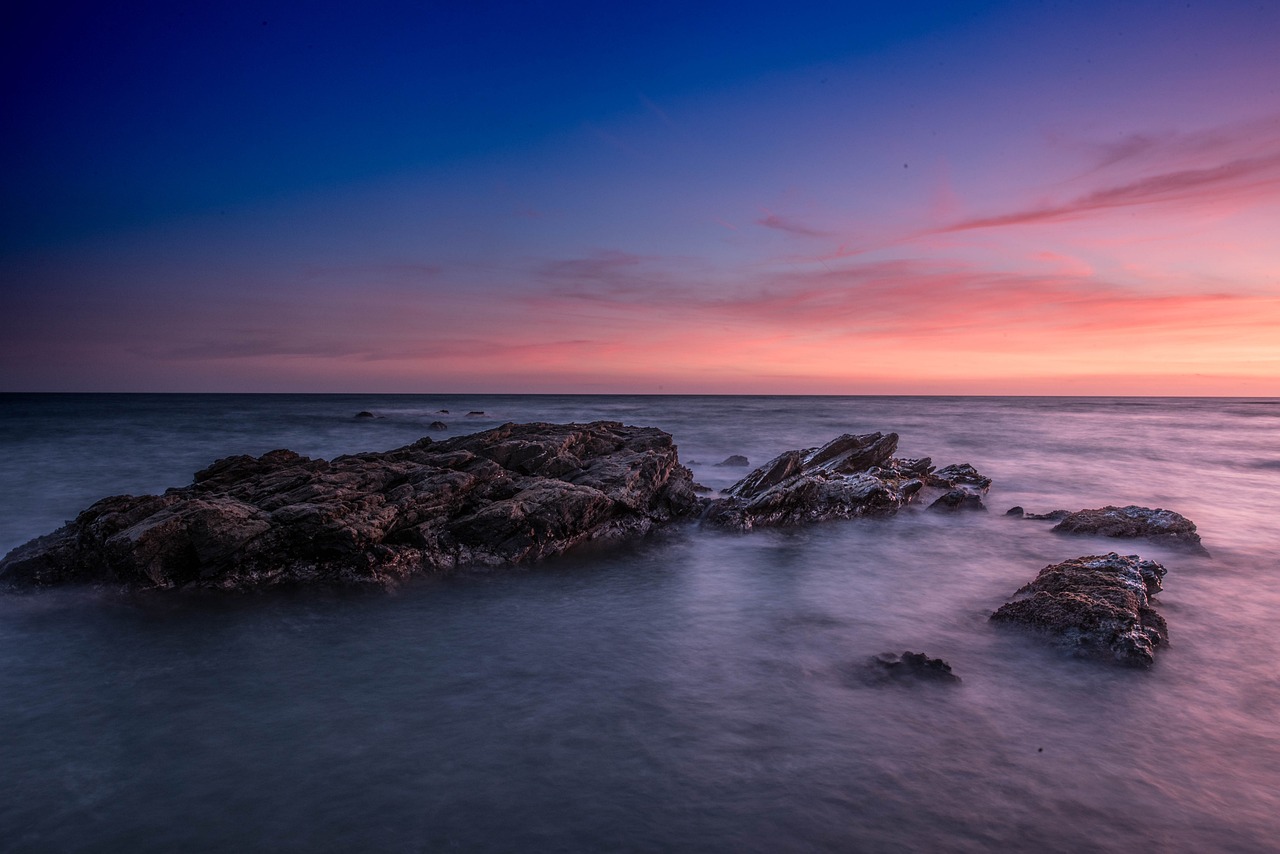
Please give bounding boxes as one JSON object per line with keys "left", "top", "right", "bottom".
{"left": 527, "top": 253, "right": 1280, "bottom": 346}
{"left": 941, "top": 151, "right": 1280, "bottom": 233}
{"left": 757, "top": 213, "right": 832, "bottom": 238}
{"left": 944, "top": 114, "right": 1280, "bottom": 234}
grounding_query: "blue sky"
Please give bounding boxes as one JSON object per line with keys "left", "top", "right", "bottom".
{"left": 4, "top": 1, "right": 1279, "bottom": 392}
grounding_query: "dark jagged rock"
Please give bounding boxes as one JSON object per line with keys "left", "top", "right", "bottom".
{"left": 1052, "top": 505, "right": 1206, "bottom": 553}
{"left": 0, "top": 422, "right": 703, "bottom": 592}
{"left": 703, "top": 432, "right": 987, "bottom": 530}
{"left": 428, "top": 421, "right": 448, "bottom": 431}
{"left": 990, "top": 553, "right": 1169, "bottom": 667}
{"left": 927, "top": 463, "right": 992, "bottom": 491}
{"left": 714, "top": 455, "right": 750, "bottom": 467}
{"left": 861, "top": 651, "right": 961, "bottom": 685}
{"left": 929, "top": 488, "right": 987, "bottom": 513}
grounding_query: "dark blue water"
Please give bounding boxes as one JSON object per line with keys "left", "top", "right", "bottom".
{"left": 2, "top": 395, "right": 1278, "bottom": 852}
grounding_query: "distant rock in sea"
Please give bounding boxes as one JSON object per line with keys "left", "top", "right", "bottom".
{"left": 0, "top": 422, "right": 702, "bottom": 592}
{"left": 991, "top": 553, "right": 1169, "bottom": 667}
{"left": 428, "top": 421, "right": 448, "bottom": 430}
{"left": 714, "top": 455, "right": 750, "bottom": 467}
{"left": 702, "top": 432, "right": 989, "bottom": 530}
{"left": 355, "top": 411, "right": 377, "bottom": 419}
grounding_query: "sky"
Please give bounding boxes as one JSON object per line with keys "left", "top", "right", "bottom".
{"left": 3, "top": 1, "right": 1279, "bottom": 394}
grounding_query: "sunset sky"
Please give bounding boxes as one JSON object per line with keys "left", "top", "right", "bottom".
{"left": 3, "top": 1, "right": 1279, "bottom": 394}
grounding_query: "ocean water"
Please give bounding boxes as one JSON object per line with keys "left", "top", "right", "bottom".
{"left": 1, "top": 394, "right": 1278, "bottom": 852}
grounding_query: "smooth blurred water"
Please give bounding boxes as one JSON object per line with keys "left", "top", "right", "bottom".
{"left": 1, "top": 394, "right": 1278, "bottom": 852}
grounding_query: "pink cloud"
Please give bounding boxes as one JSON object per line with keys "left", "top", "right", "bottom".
{"left": 943, "top": 115, "right": 1280, "bottom": 234}
{"left": 941, "top": 152, "right": 1280, "bottom": 233}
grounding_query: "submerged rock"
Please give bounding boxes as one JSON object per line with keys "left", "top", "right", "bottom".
{"left": 861, "top": 651, "right": 961, "bottom": 685}
{"left": 1006, "top": 507, "right": 1070, "bottom": 520}
{"left": 990, "top": 552, "right": 1169, "bottom": 667}
{"left": 714, "top": 455, "right": 750, "bottom": 467}
{"left": 1052, "top": 505, "right": 1206, "bottom": 553}
{"left": 0, "top": 422, "right": 703, "bottom": 591}
{"left": 702, "top": 432, "right": 987, "bottom": 530}
{"left": 428, "top": 421, "right": 448, "bottom": 431}
{"left": 354, "top": 411, "right": 377, "bottom": 419}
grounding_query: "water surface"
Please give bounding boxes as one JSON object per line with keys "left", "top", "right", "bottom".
{"left": 2, "top": 395, "right": 1277, "bottom": 852}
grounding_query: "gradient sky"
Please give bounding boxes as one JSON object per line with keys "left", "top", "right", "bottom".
{"left": 4, "top": 1, "right": 1279, "bottom": 394}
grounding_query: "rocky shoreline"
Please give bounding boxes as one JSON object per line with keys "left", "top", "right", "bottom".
{"left": 0, "top": 421, "right": 1205, "bottom": 667}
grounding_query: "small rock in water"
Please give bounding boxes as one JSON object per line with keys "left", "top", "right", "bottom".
{"left": 862, "top": 651, "right": 961, "bottom": 684}
{"left": 438, "top": 409, "right": 449, "bottom": 414}
{"left": 428, "top": 421, "right": 448, "bottom": 431}
{"left": 467, "top": 411, "right": 485, "bottom": 416}
{"left": 929, "top": 488, "right": 987, "bottom": 513}
{"left": 1052, "top": 505, "right": 1206, "bottom": 553}
{"left": 714, "top": 455, "right": 750, "bottom": 467}
{"left": 355, "top": 411, "right": 377, "bottom": 419}
{"left": 990, "top": 552, "right": 1169, "bottom": 667}
{"left": 1005, "top": 506, "right": 1025, "bottom": 517}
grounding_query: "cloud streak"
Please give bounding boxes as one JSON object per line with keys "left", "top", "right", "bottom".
{"left": 941, "top": 152, "right": 1280, "bottom": 233}
{"left": 757, "top": 214, "right": 832, "bottom": 238}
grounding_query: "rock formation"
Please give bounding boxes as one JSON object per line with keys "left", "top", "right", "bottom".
{"left": 990, "top": 552, "right": 1169, "bottom": 666}
{"left": 1051, "top": 505, "right": 1206, "bottom": 553}
{"left": 0, "top": 422, "right": 702, "bottom": 591}
{"left": 702, "top": 432, "right": 989, "bottom": 530}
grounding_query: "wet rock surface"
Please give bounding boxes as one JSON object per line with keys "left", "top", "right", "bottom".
{"left": 0, "top": 422, "right": 703, "bottom": 591}
{"left": 929, "top": 489, "right": 987, "bottom": 513}
{"left": 990, "top": 553, "right": 1169, "bottom": 667}
{"left": 1050, "top": 505, "right": 1206, "bottom": 553}
{"left": 703, "top": 432, "right": 988, "bottom": 530}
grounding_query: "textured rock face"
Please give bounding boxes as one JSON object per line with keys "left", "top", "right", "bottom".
{"left": 0, "top": 422, "right": 703, "bottom": 591}
{"left": 702, "top": 432, "right": 988, "bottom": 530}
{"left": 990, "top": 553, "right": 1169, "bottom": 666}
{"left": 1052, "top": 505, "right": 1206, "bottom": 553}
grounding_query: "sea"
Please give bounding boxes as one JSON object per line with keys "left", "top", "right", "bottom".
{"left": 1, "top": 394, "right": 1278, "bottom": 853}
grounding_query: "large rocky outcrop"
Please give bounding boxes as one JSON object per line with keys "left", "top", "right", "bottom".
{"left": 0, "top": 422, "right": 702, "bottom": 591}
{"left": 702, "top": 432, "right": 988, "bottom": 530}
{"left": 990, "top": 553, "right": 1169, "bottom": 667}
